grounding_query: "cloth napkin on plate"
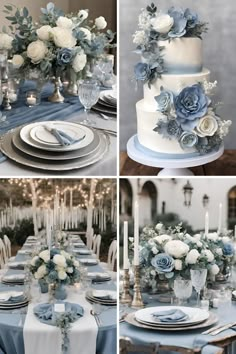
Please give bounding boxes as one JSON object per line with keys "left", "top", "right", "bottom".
{"left": 0, "top": 292, "right": 25, "bottom": 303}
{"left": 34, "top": 302, "right": 84, "bottom": 325}
{"left": 152, "top": 309, "right": 189, "bottom": 322}
{"left": 44, "top": 124, "right": 85, "bottom": 146}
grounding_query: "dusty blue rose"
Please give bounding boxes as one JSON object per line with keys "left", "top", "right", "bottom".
{"left": 57, "top": 48, "right": 73, "bottom": 66}
{"left": 168, "top": 7, "right": 187, "bottom": 38}
{"left": 179, "top": 131, "right": 198, "bottom": 150}
{"left": 155, "top": 89, "right": 174, "bottom": 113}
{"left": 134, "top": 62, "right": 151, "bottom": 81}
{"left": 151, "top": 253, "right": 175, "bottom": 274}
{"left": 184, "top": 8, "right": 199, "bottom": 29}
{"left": 175, "top": 84, "right": 209, "bottom": 130}
{"left": 223, "top": 243, "right": 235, "bottom": 256}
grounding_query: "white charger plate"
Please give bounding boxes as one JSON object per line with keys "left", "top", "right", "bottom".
{"left": 135, "top": 306, "right": 209, "bottom": 327}
{"left": 100, "top": 90, "right": 117, "bottom": 102}
{"left": 20, "top": 121, "right": 94, "bottom": 152}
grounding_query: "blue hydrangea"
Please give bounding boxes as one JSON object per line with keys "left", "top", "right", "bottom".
{"left": 184, "top": 8, "right": 199, "bottom": 29}
{"left": 151, "top": 253, "right": 175, "bottom": 273}
{"left": 57, "top": 48, "right": 74, "bottom": 66}
{"left": 134, "top": 62, "right": 151, "bottom": 81}
{"left": 168, "top": 7, "right": 187, "bottom": 38}
{"left": 223, "top": 243, "right": 235, "bottom": 256}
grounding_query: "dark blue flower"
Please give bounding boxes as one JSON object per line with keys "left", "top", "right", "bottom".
{"left": 134, "top": 62, "right": 151, "bottom": 81}
{"left": 223, "top": 243, "right": 235, "bottom": 256}
{"left": 155, "top": 89, "right": 174, "bottom": 113}
{"left": 184, "top": 8, "right": 199, "bottom": 29}
{"left": 168, "top": 7, "right": 187, "bottom": 38}
{"left": 179, "top": 131, "right": 198, "bottom": 150}
{"left": 57, "top": 48, "right": 73, "bottom": 66}
{"left": 151, "top": 253, "right": 175, "bottom": 273}
{"left": 175, "top": 84, "right": 209, "bottom": 130}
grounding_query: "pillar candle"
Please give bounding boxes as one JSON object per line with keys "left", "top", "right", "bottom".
{"left": 134, "top": 201, "right": 139, "bottom": 266}
{"left": 123, "top": 221, "right": 129, "bottom": 269}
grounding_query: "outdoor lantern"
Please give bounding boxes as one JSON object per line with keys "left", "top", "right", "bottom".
{"left": 202, "top": 194, "right": 210, "bottom": 208}
{"left": 183, "top": 180, "right": 193, "bottom": 207}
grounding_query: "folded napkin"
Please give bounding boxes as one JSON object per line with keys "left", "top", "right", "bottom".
{"left": 152, "top": 309, "right": 189, "bottom": 323}
{"left": 0, "top": 291, "right": 25, "bottom": 303}
{"left": 44, "top": 125, "right": 85, "bottom": 146}
{"left": 34, "top": 302, "right": 84, "bottom": 326}
{"left": 92, "top": 290, "right": 116, "bottom": 301}
{"left": 9, "top": 262, "right": 27, "bottom": 270}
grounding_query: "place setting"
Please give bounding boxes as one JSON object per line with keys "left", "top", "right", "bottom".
{"left": 92, "top": 89, "right": 117, "bottom": 119}
{"left": 87, "top": 272, "right": 112, "bottom": 284}
{"left": 86, "top": 290, "right": 117, "bottom": 306}
{"left": 0, "top": 291, "right": 29, "bottom": 311}
{"left": 1, "top": 273, "right": 26, "bottom": 286}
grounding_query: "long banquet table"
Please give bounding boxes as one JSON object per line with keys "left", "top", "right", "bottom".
{"left": 0, "top": 236, "right": 117, "bottom": 354}
{"left": 0, "top": 82, "right": 117, "bottom": 176}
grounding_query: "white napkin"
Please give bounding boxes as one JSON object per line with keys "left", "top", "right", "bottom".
{"left": 24, "top": 289, "right": 98, "bottom": 354}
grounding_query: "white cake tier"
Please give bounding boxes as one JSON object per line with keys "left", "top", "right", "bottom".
{"left": 158, "top": 37, "right": 203, "bottom": 73}
{"left": 136, "top": 99, "right": 195, "bottom": 155}
{"left": 143, "top": 68, "right": 210, "bottom": 108}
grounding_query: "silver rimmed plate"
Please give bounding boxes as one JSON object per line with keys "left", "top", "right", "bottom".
{"left": 79, "top": 258, "right": 98, "bottom": 265}
{"left": 100, "top": 90, "right": 117, "bottom": 105}
{"left": 92, "top": 104, "right": 117, "bottom": 116}
{"left": 0, "top": 129, "right": 110, "bottom": 171}
{"left": 20, "top": 121, "right": 94, "bottom": 152}
{"left": 12, "top": 127, "right": 100, "bottom": 161}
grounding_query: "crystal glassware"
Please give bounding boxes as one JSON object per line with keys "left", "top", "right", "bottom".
{"left": 190, "top": 269, "right": 207, "bottom": 306}
{"left": 78, "top": 79, "right": 100, "bottom": 126}
{"left": 173, "top": 277, "right": 192, "bottom": 305}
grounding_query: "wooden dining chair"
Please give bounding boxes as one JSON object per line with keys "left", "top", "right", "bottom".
{"left": 120, "top": 337, "right": 160, "bottom": 354}
{"left": 100, "top": 240, "right": 117, "bottom": 280}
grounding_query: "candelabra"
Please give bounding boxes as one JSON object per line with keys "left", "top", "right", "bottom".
{"left": 120, "top": 269, "right": 132, "bottom": 304}
{"left": 131, "top": 265, "right": 144, "bottom": 308}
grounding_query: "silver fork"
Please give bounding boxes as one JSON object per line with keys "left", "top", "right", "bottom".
{"left": 210, "top": 322, "right": 236, "bottom": 336}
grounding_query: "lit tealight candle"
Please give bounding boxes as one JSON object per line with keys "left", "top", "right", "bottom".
{"left": 27, "top": 95, "right": 37, "bottom": 106}
{"left": 212, "top": 298, "right": 219, "bottom": 308}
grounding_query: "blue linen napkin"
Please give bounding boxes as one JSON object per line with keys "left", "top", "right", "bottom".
{"left": 0, "top": 294, "right": 25, "bottom": 304}
{"left": 44, "top": 125, "right": 86, "bottom": 146}
{"left": 152, "top": 309, "right": 189, "bottom": 322}
{"left": 34, "top": 302, "right": 84, "bottom": 326}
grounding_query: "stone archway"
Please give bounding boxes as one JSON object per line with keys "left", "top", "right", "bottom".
{"left": 139, "top": 181, "right": 157, "bottom": 225}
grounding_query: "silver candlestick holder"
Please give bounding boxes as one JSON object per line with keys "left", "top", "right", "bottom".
{"left": 131, "top": 265, "right": 144, "bottom": 308}
{"left": 120, "top": 269, "right": 132, "bottom": 305}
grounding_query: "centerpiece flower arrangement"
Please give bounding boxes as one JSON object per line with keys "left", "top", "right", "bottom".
{"left": 30, "top": 248, "right": 80, "bottom": 299}
{"left": 55, "top": 230, "right": 69, "bottom": 249}
{"left": 2, "top": 2, "right": 115, "bottom": 82}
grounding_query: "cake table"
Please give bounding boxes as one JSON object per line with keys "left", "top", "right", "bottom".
{"left": 127, "top": 135, "right": 224, "bottom": 176}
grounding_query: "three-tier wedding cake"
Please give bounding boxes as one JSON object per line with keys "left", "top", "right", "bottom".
{"left": 133, "top": 3, "right": 231, "bottom": 157}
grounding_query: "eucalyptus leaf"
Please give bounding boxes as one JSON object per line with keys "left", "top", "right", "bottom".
{"left": 23, "top": 7, "right": 29, "bottom": 18}
{"left": 4, "top": 5, "right": 13, "bottom": 11}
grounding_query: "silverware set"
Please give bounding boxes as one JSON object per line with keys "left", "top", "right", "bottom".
{"left": 202, "top": 321, "right": 236, "bottom": 336}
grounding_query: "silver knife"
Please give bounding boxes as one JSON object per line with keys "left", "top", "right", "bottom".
{"left": 210, "top": 322, "right": 236, "bottom": 336}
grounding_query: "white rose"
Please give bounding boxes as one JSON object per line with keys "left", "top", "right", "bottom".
{"left": 72, "top": 50, "right": 87, "bottom": 72}
{"left": 56, "top": 16, "right": 73, "bottom": 29}
{"left": 129, "top": 237, "right": 134, "bottom": 242}
{"left": 216, "top": 248, "right": 223, "bottom": 256}
{"left": 222, "top": 236, "right": 230, "bottom": 244}
{"left": 31, "top": 256, "right": 39, "bottom": 266}
{"left": 150, "top": 14, "right": 174, "bottom": 34}
{"left": 155, "top": 223, "right": 163, "bottom": 231}
{"left": 39, "top": 250, "right": 50, "bottom": 262}
{"left": 175, "top": 259, "right": 182, "bottom": 270}
{"left": 195, "top": 114, "right": 218, "bottom": 137}
{"left": 151, "top": 246, "right": 158, "bottom": 255}
{"left": 201, "top": 249, "right": 214, "bottom": 262}
{"left": 150, "top": 269, "right": 156, "bottom": 276}
{"left": 207, "top": 232, "right": 218, "bottom": 242}
{"left": 74, "top": 260, "right": 79, "bottom": 267}
{"left": 36, "top": 25, "right": 52, "bottom": 41}
{"left": 154, "top": 234, "right": 172, "bottom": 244}
{"left": 27, "top": 40, "right": 48, "bottom": 63}
{"left": 0, "top": 33, "right": 13, "bottom": 50}
{"left": 53, "top": 254, "right": 66, "bottom": 268}
{"left": 51, "top": 27, "right": 76, "bottom": 48}
{"left": 133, "top": 30, "right": 146, "bottom": 45}
{"left": 79, "top": 28, "right": 92, "bottom": 41}
{"left": 67, "top": 267, "right": 74, "bottom": 273}
{"left": 210, "top": 264, "right": 220, "bottom": 275}
{"left": 194, "top": 234, "right": 202, "bottom": 241}
{"left": 58, "top": 270, "right": 67, "bottom": 280}
{"left": 12, "top": 54, "right": 24, "bottom": 68}
{"left": 164, "top": 240, "right": 189, "bottom": 258}
{"left": 78, "top": 10, "right": 89, "bottom": 21}
{"left": 197, "top": 241, "right": 203, "bottom": 247}
{"left": 37, "top": 265, "right": 47, "bottom": 279}
{"left": 95, "top": 16, "right": 107, "bottom": 30}
{"left": 186, "top": 249, "right": 200, "bottom": 264}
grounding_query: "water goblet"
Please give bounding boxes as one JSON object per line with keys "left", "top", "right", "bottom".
{"left": 173, "top": 277, "right": 192, "bottom": 305}
{"left": 190, "top": 269, "right": 207, "bottom": 306}
{"left": 78, "top": 79, "right": 100, "bottom": 126}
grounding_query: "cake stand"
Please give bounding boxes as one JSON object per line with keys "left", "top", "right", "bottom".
{"left": 127, "top": 135, "right": 224, "bottom": 176}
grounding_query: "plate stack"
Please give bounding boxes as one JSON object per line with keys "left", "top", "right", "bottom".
{"left": 86, "top": 290, "right": 117, "bottom": 306}
{"left": 74, "top": 249, "right": 92, "bottom": 255}
{"left": 1, "top": 274, "right": 25, "bottom": 286}
{"left": 87, "top": 272, "right": 111, "bottom": 284}
{"left": 93, "top": 90, "right": 117, "bottom": 118}
{"left": 125, "top": 306, "right": 218, "bottom": 331}
{"left": 0, "top": 291, "right": 29, "bottom": 310}
{"left": 8, "top": 261, "right": 27, "bottom": 270}
{"left": 0, "top": 121, "right": 109, "bottom": 171}
{"left": 79, "top": 258, "right": 98, "bottom": 266}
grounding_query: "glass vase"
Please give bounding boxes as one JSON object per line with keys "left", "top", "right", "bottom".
{"left": 173, "top": 277, "right": 192, "bottom": 305}
{"left": 38, "top": 279, "right": 48, "bottom": 294}
{"left": 190, "top": 269, "right": 207, "bottom": 306}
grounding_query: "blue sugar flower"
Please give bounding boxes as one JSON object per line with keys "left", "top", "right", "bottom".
{"left": 155, "top": 89, "right": 174, "bottom": 113}
{"left": 151, "top": 253, "right": 175, "bottom": 274}
{"left": 184, "top": 8, "right": 199, "bottom": 29}
{"left": 168, "top": 7, "right": 187, "bottom": 38}
{"left": 179, "top": 131, "right": 198, "bottom": 150}
{"left": 223, "top": 243, "right": 235, "bottom": 257}
{"left": 57, "top": 48, "right": 73, "bottom": 66}
{"left": 134, "top": 62, "right": 151, "bottom": 81}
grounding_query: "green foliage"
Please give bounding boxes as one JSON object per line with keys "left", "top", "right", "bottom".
{"left": 0, "top": 218, "right": 34, "bottom": 246}
{"left": 154, "top": 213, "right": 193, "bottom": 234}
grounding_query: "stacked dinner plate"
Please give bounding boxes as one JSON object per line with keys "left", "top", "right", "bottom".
{"left": 93, "top": 90, "right": 117, "bottom": 118}
{"left": 87, "top": 272, "right": 111, "bottom": 284}
{"left": 74, "top": 249, "right": 92, "bottom": 255}
{"left": 1, "top": 274, "right": 25, "bottom": 286}
{"left": 0, "top": 291, "right": 29, "bottom": 310}
{"left": 0, "top": 120, "right": 109, "bottom": 171}
{"left": 86, "top": 290, "right": 117, "bottom": 306}
{"left": 8, "top": 261, "right": 27, "bottom": 270}
{"left": 79, "top": 258, "right": 98, "bottom": 266}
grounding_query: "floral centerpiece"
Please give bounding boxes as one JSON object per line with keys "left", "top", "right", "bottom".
{"left": 30, "top": 248, "right": 80, "bottom": 299}
{"left": 55, "top": 230, "right": 69, "bottom": 249}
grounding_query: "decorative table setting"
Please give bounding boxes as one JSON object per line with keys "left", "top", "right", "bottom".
{"left": 0, "top": 2, "right": 117, "bottom": 176}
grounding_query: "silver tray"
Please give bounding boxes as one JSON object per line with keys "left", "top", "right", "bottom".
{"left": 0, "top": 129, "right": 110, "bottom": 171}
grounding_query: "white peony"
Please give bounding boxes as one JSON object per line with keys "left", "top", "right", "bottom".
{"left": 186, "top": 249, "right": 200, "bottom": 264}
{"left": 154, "top": 234, "right": 172, "bottom": 244}
{"left": 151, "top": 246, "right": 158, "bottom": 255}
{"left": 31, "top": 256, "right": 39, "bottom": 266}
{"left": 27, "top": 40, "right": 48, "bottom": 63}
{"left": 155, "top": 223, "right": 163, "bottom": 231}
{"left": 194, "top": 234, "right": 202, "bottom": 241}
{"left": 207, "top": 233, "right": 219, "bottom": 242}
{"left": 51, "top": 27, "right": 77, "bottom": 48}
{"left": 72, "top": 49, "right": 87, "bottom": 72}
{"left": 39, "top": 250, "right": 50, "bottom": 262}
{"left": 53, "top": 254, "right": 66, "bottom": 268}
{"left": 67, "top": 267, "right": 74, "bottom": 273}
{"left": 150, "top": 269, "right": 156, "bottom": 276}
{"left": 197, "top": 241, "right": 203, "bottom": 248}
{"left": 95, "top": 16, "right": 107, "bottom": 30}
{"left": 56, "top": 16, "right": 73, "bottom": 29}
{"left": 58, "top": 270, "right": 67, "bottom": 280}
{"left": 78, "top": 10, "right": 89, "bottom": 21}
{"left": 133, "top": 30, "right": 146, "bottom": 45}
{"left": 79, "top": 27, "right": 92, "bottom": 41}
{"left": 150, "top": 14, "right": 174, "bottom": 34}
{"left": 210, "top": 264, "right": 220, "bottom": 275}
{"left": 12, "top": 54, "right": 24, "bottom": 68}
{"left": 0, "top": 33, "right": 13, "bottom": 50}
{"left": 201, "top": 249, "right": 214, "bottom": 262}
{"left": 195, "top": 113, "right": 218, "bottom": 137}
{"left": 36, "top": 265, "right": 47, "bottom": 279}
{"left": 175, "top": 259, "right": 183, "bottom": 270}
{"left": 36, "top": 25, "right": 52, "bottom": 41}
{"left": 216, "top": 248, "right": 223, "bottom": 256}
{"left": 164, "top": 240, "right": 189, "bottom": 258}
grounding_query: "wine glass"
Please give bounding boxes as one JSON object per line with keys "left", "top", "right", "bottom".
{"left": 173, "top": 277, "right": 192, "bottom": 305}
{"left": 78, "top": 79, "right": 100, "bottom": 126}
{"left": 190, "top": 269, "right": 207, "bottom": 306}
